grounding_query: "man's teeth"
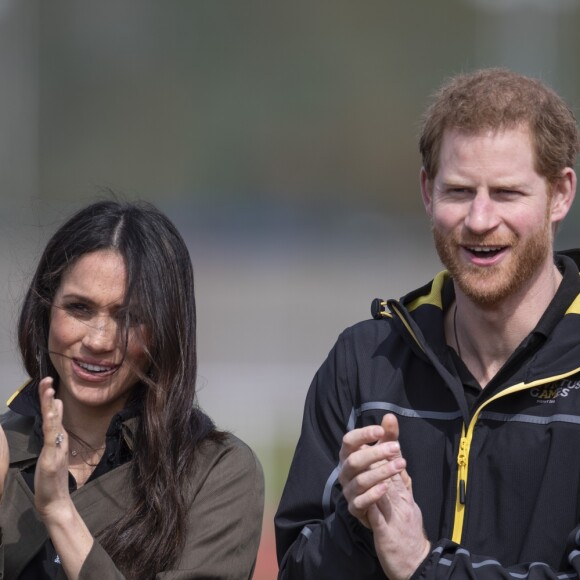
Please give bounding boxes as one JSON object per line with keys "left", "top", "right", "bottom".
{"left": 77, "top": 361, "right": 112, "bottom": 373}
{"left": 468, "top": 246, "right": 502, "bottom": 253}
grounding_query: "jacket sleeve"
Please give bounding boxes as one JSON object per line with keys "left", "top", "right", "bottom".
{"left": 275, "top": 331, "right": 389, "bottom": 579}
{"left": 411, "top": 537, "right": 580, "bottom": 579}
{"left": 79, "top": 439, "right": 265, "bottom": 580}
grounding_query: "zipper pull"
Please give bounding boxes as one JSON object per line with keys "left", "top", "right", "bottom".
{"left": 457, "top": 436, "right": 469, "bottom": 504}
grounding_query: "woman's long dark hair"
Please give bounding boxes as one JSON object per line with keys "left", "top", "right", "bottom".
{"left": 18, "top": 200, "right": 217, "bottom": 578}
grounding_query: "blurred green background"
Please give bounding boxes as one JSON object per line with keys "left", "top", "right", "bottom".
{"left": 1, "top": 2, "right": 579, "bottom": 577}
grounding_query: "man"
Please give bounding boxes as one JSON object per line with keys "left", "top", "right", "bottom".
{"left": 275, "top": 68, "right": 580, "bottom": 579}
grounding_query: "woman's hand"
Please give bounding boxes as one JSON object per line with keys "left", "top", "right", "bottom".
{"left": 34, "top": 377, "right": 72, "bottom": 520}
{"left": 0, "top": 421, "right": 9, "bottom": 499}
{"left": 35, "top": 377, "right": 95, "bottom": 580}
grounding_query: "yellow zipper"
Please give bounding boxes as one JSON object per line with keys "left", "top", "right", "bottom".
{"left": 388, "top": 300, "right": 580, "bottom": 543}
{"left": 451, "top": 366, "right": 580, "bottom": 543}
{"left": 456, "top": 429, "right": 469, "bottom": 498}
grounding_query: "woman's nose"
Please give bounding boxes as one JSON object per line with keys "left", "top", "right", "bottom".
{"left": 81, "top": 316, "right": 117, "bottom": 352}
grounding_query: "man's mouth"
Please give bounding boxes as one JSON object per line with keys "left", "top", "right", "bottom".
{"left": 464, "top": 245, "right": 506, "bottom": 258}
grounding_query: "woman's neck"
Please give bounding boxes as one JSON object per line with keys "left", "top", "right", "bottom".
{"left": 59, "top": 396, "right": 120, "bottom": 449}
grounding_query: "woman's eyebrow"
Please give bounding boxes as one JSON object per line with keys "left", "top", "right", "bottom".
{"left": 57, "top": 293, "right": 121, "bottom": 310}
{"left": 57, "top": 292, "right": 93, "bottom": 303}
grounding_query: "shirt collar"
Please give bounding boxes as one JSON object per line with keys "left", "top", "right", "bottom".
{"left": 7, "top": 380, "right": 143, "bottom": 444}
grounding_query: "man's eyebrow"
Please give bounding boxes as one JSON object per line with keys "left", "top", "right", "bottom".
{"left": 490, "top": 183, "right": 529, "bottom": 191}
{"left": 436, "top": 181, "right": 531, "bottom": 191}
{"left": 435, "top": 181, "right": 473, "bottom": 191}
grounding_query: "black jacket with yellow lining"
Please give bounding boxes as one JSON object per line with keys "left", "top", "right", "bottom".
{"left": 276, "top": 251, "right": 580, "bottom": 579}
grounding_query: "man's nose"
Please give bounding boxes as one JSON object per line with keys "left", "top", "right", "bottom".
{"left": 463, "top": 190, "right": 500, "bottom": 234}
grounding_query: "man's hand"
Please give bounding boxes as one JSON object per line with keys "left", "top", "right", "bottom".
{"left": 368, "top": 470, "right": 431, "bottom": 578}
{"left": 337, "top": 414, "right": 407, "bottom": 528}
{"left": 338, "top": 414, "right": 430, "bottom": 580}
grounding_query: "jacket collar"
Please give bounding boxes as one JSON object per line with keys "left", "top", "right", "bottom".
{"left": 385, "top": 250, "right": 580, "bottom": 422}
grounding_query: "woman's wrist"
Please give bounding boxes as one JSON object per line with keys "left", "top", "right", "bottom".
{"left": 38, "top": 496, "right": 77, "bottom": 528}
{"left": 41, "top": 498, "right": 94, "bottom": 580}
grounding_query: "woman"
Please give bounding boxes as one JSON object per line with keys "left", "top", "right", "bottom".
{"left": 0, "top": 200, "right": 264, "bottom": 579}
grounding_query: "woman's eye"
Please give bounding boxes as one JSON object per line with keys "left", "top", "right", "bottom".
{"left": 64, "top": 303, "right": 92, "bottom": 317}
{"left": 128, "top": 314, "right": 142, "bottom": 327}
{"left": 115, "top": 309, "right": 143, "bottom": 326}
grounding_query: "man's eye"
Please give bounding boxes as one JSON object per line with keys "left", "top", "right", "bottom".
{"left": 441, "top": 187, "right": 470, "bottom": 195}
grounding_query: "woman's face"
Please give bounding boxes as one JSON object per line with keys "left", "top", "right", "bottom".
{"left": 48, "top": 249, "right": 149, "bottom": 419}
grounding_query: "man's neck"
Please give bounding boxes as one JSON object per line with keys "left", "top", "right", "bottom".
{"left": 446, "top": 262, "right": 562, "bottom": 388}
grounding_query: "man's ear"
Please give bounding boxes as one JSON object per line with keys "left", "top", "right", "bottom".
{"left": 420, "top": 167, "right": 433, "bottom": 218}
{"left": 550, "top": 167, "right": 576, "bottom": 225}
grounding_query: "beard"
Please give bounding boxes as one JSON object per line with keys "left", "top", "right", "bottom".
{"left": 433, "top": 215, "right": 553, "bottom": 308}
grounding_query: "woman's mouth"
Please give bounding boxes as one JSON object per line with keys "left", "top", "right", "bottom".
{"left": 73, "top": 358, "right": 119, "bottom": 379}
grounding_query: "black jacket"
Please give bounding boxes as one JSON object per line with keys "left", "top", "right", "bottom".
{"left": 276, "top": 251, "right": 580, "bottom": 579}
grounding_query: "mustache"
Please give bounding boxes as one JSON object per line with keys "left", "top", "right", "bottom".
{"left": 443, "top": 232, "right": 518, "bottom": 247}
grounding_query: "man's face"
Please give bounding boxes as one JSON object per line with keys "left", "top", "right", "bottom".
{"left": 421, "top": 126, "right": 560, "bottom": 307}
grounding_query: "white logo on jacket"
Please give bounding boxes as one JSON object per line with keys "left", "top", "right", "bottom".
{"left": 530, "top": 379, "right": 580, "bottom": 403}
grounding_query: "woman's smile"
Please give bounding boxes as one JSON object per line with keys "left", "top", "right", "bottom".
{"left": 72, "top": 357, "right": 120, "bottom": 381}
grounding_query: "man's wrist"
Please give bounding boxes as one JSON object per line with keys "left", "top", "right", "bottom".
{"left": 382, "top": 538, "right": 432, "bottom": 580}
{"left": 403, "top": 539, "right": 432, "bottom": 580}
